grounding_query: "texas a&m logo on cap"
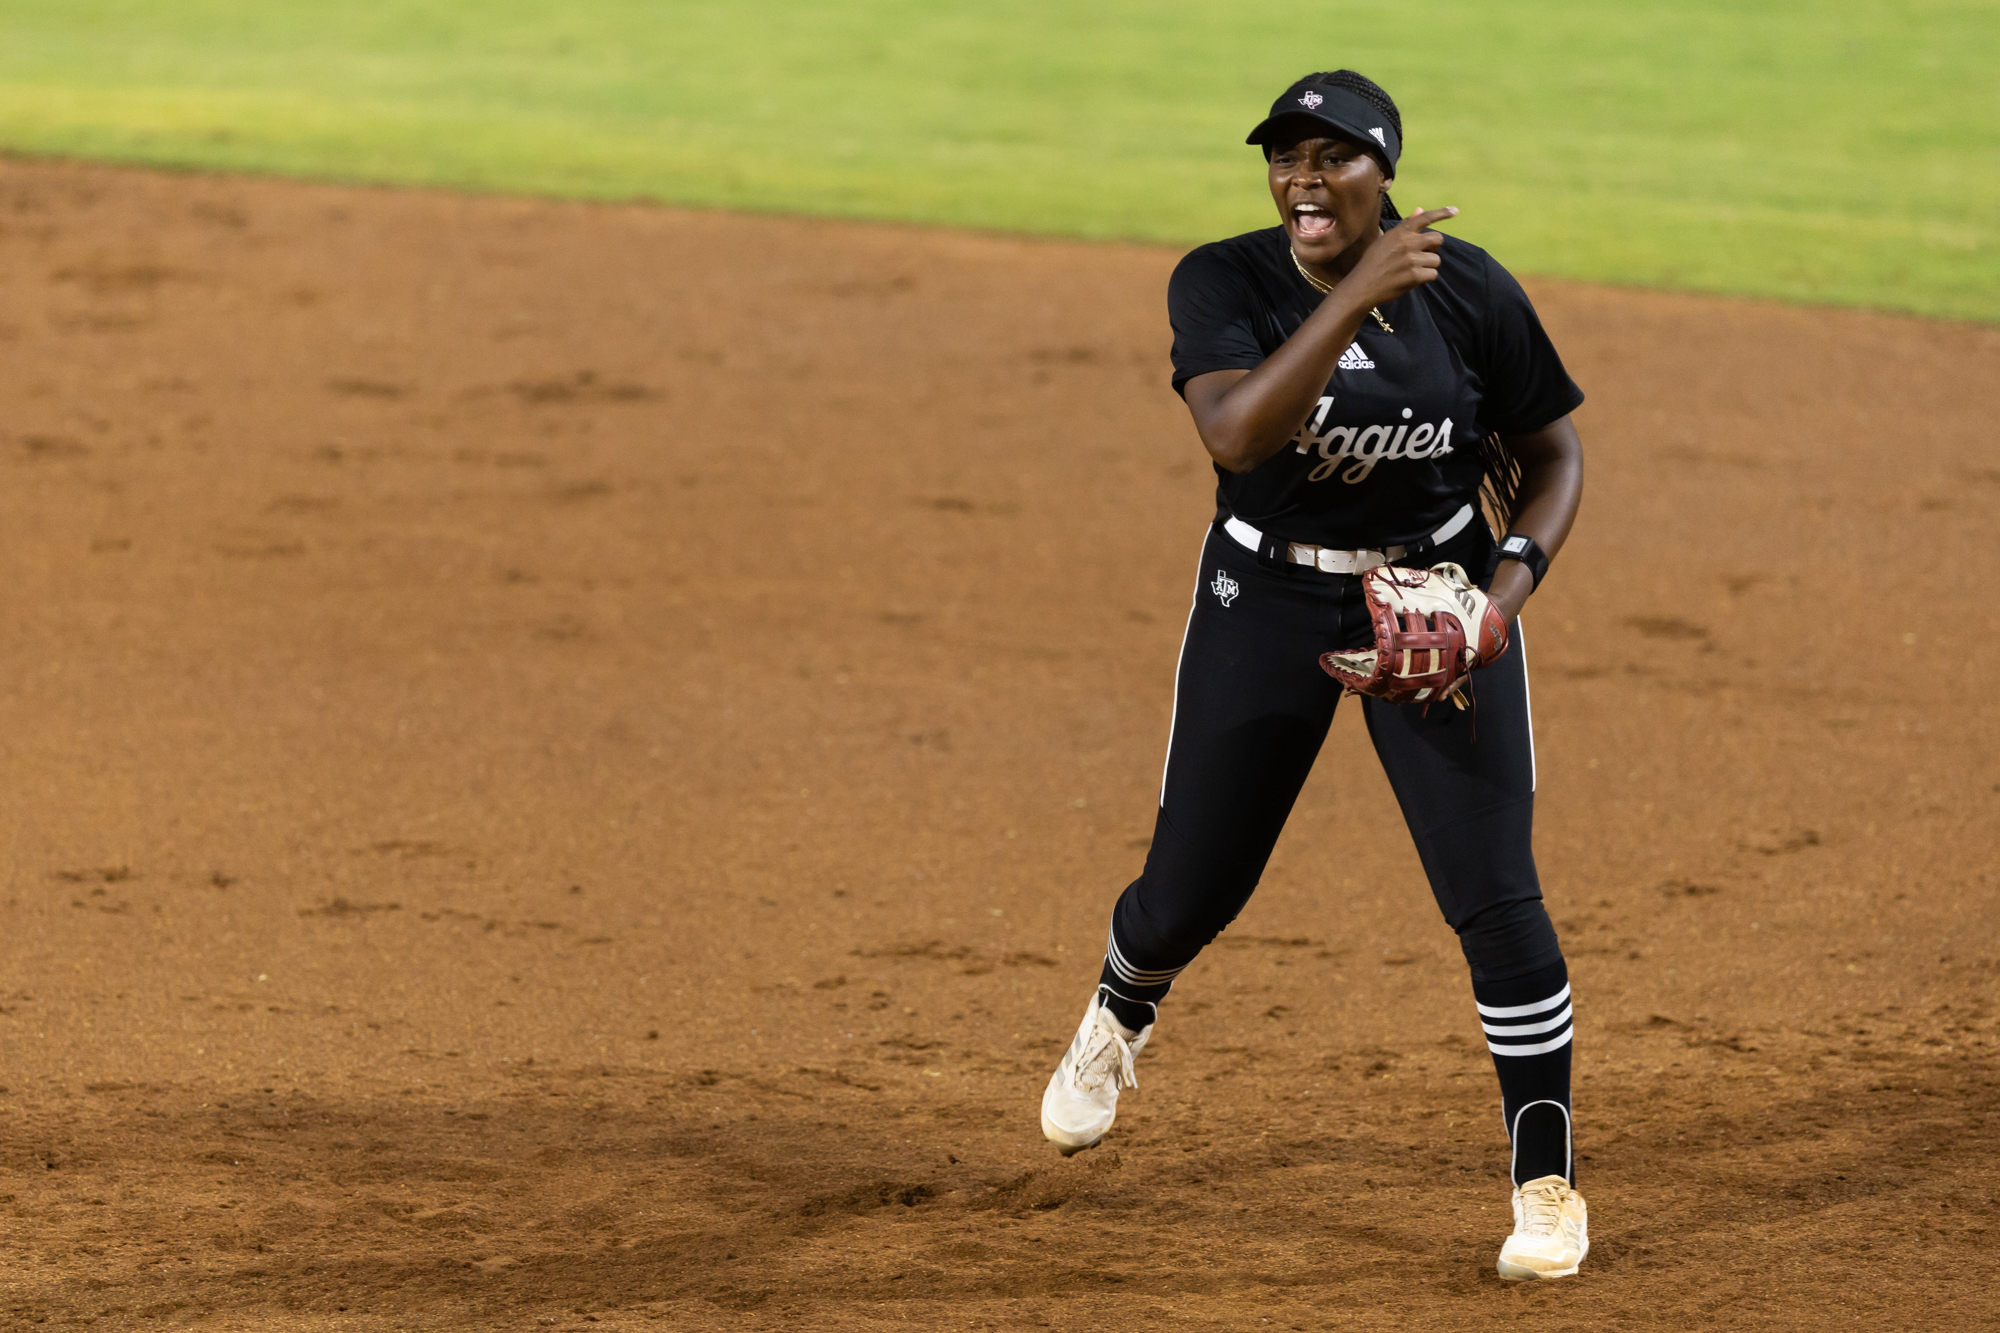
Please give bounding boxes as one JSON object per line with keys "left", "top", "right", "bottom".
{"left": 1298, "top": 91, "right": 1324, "bottom": 109}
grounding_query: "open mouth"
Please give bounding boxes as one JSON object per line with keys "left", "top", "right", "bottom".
{"left": 1292, "top": 203, "right": 1335, "bottom": 241}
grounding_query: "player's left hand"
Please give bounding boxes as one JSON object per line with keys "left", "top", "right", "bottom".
{"left": 1318, "top": 562, "right": 1509, "bottom": 706}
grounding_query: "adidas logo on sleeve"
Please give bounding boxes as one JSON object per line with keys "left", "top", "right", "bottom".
{"left": 1337, "top": 342, "right": 1375, "bottom": 370}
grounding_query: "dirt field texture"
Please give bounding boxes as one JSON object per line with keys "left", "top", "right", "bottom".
{"left": 0, "top": 157, "right": 1995, "bottom": 1331}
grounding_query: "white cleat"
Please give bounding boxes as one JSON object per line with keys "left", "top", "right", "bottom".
{"left": 1497, "top": 1174, "right": 1590, "bottom": 1281}
{"left": 1040, "top": 994, "right": 1151, "bottom": 1155}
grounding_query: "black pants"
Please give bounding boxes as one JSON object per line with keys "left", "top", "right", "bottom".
{"left": 1108, "top": 518, "right": 1561, "bottom": 988}
{"left": 1096, "top": 518, "right": 1578, "bottom": 1184}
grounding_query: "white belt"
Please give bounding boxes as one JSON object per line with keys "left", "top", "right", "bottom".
{"left": 1223, "top": 503, "right": 1475, "bottom": 575}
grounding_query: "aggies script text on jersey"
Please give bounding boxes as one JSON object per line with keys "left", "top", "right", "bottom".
{"left": 1166, "top": 227, "right": 1583, "bottom": 549}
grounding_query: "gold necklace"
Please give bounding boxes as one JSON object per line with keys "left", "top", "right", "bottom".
{"left": 1291, "top": 247, "right": 1394, "bottom": 333}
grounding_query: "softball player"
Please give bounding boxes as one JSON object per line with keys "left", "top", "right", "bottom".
{"left": 1039, "top": 70, "right": 1590, "bottom": 1280}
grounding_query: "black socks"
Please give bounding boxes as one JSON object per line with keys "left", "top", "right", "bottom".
{"left": 1473, "top": 958, "right": 1575, "bottom": 1186}
{"left": 1098, "top": 917, "right": 1576, "bottom": 1189}
{"left": 1095, "top": 924, "right": 1182, "bottom": 1033}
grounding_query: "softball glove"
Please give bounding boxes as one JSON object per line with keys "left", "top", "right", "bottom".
{"left": 1318, "top": 562, "right": 1509, "bottom": 706}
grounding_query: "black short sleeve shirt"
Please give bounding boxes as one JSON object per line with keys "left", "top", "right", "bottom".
{"left": 1167, "top": 226, "right": 1583, "bottom": 547}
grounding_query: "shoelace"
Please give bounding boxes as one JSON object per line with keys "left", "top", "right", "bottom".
{"left": 1071, "top": 1023, "right": 1138, "bottom": 1094}
{"left": 1517, "top": 1182, "right": 1567, "bottom": 1236}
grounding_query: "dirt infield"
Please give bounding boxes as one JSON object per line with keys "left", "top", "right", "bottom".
{"left": 0, "top": 156, "right": 1995, "bottom": 1331}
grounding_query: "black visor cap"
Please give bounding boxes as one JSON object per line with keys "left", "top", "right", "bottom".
{"left": 1246, "top": 80, "right": 1400, "bottom": 175}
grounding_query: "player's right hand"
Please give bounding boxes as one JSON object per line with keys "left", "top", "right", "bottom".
{"left": 1342, "top": 206, "right": 1456, "bottom": 309}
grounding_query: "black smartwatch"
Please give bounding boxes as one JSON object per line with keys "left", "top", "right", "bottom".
{"left": 1497, "top": 533, "right": 1550, "bottom": 590}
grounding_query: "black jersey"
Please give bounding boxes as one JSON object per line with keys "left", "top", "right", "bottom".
{"left": 1167, "top": 226, "right": 1584, "bottom": 548}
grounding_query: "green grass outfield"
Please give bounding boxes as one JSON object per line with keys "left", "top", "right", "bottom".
{"left": 0, "top": 0, "right": 1994, "bottom": 321}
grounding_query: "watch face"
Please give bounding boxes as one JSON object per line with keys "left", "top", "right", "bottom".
{"left": 1502, "top": 536, "right": 1529, "bottom": 555}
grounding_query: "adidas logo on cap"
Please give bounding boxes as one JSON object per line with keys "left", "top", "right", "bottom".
{"left": 1369, "top": 128, "right": 1387, "bottom": 147}
{"left": 1338, "top": 342, "right": 1375, "bottom": 370}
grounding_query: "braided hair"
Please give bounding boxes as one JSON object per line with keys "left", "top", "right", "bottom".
{"left": 1294, "top": 69, "right": 1523, "bottom": 526}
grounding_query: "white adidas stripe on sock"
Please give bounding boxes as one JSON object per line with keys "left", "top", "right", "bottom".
{"left": 1476, "top": 983, "right": 1570, "bottom": 1019}
{"left": 1479, "top": 986, "right": 1573, "bottom": 1057}
{"left": 1483, "top": 1004, "right": 1573, "bottom": 1037}
{"left": 1104, "top": 931, "right": 1184, "bottom": 987}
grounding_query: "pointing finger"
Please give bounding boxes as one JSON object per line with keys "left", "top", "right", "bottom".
{"left": 1402, "top": 206, "right": 1459, "bottom": 231}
